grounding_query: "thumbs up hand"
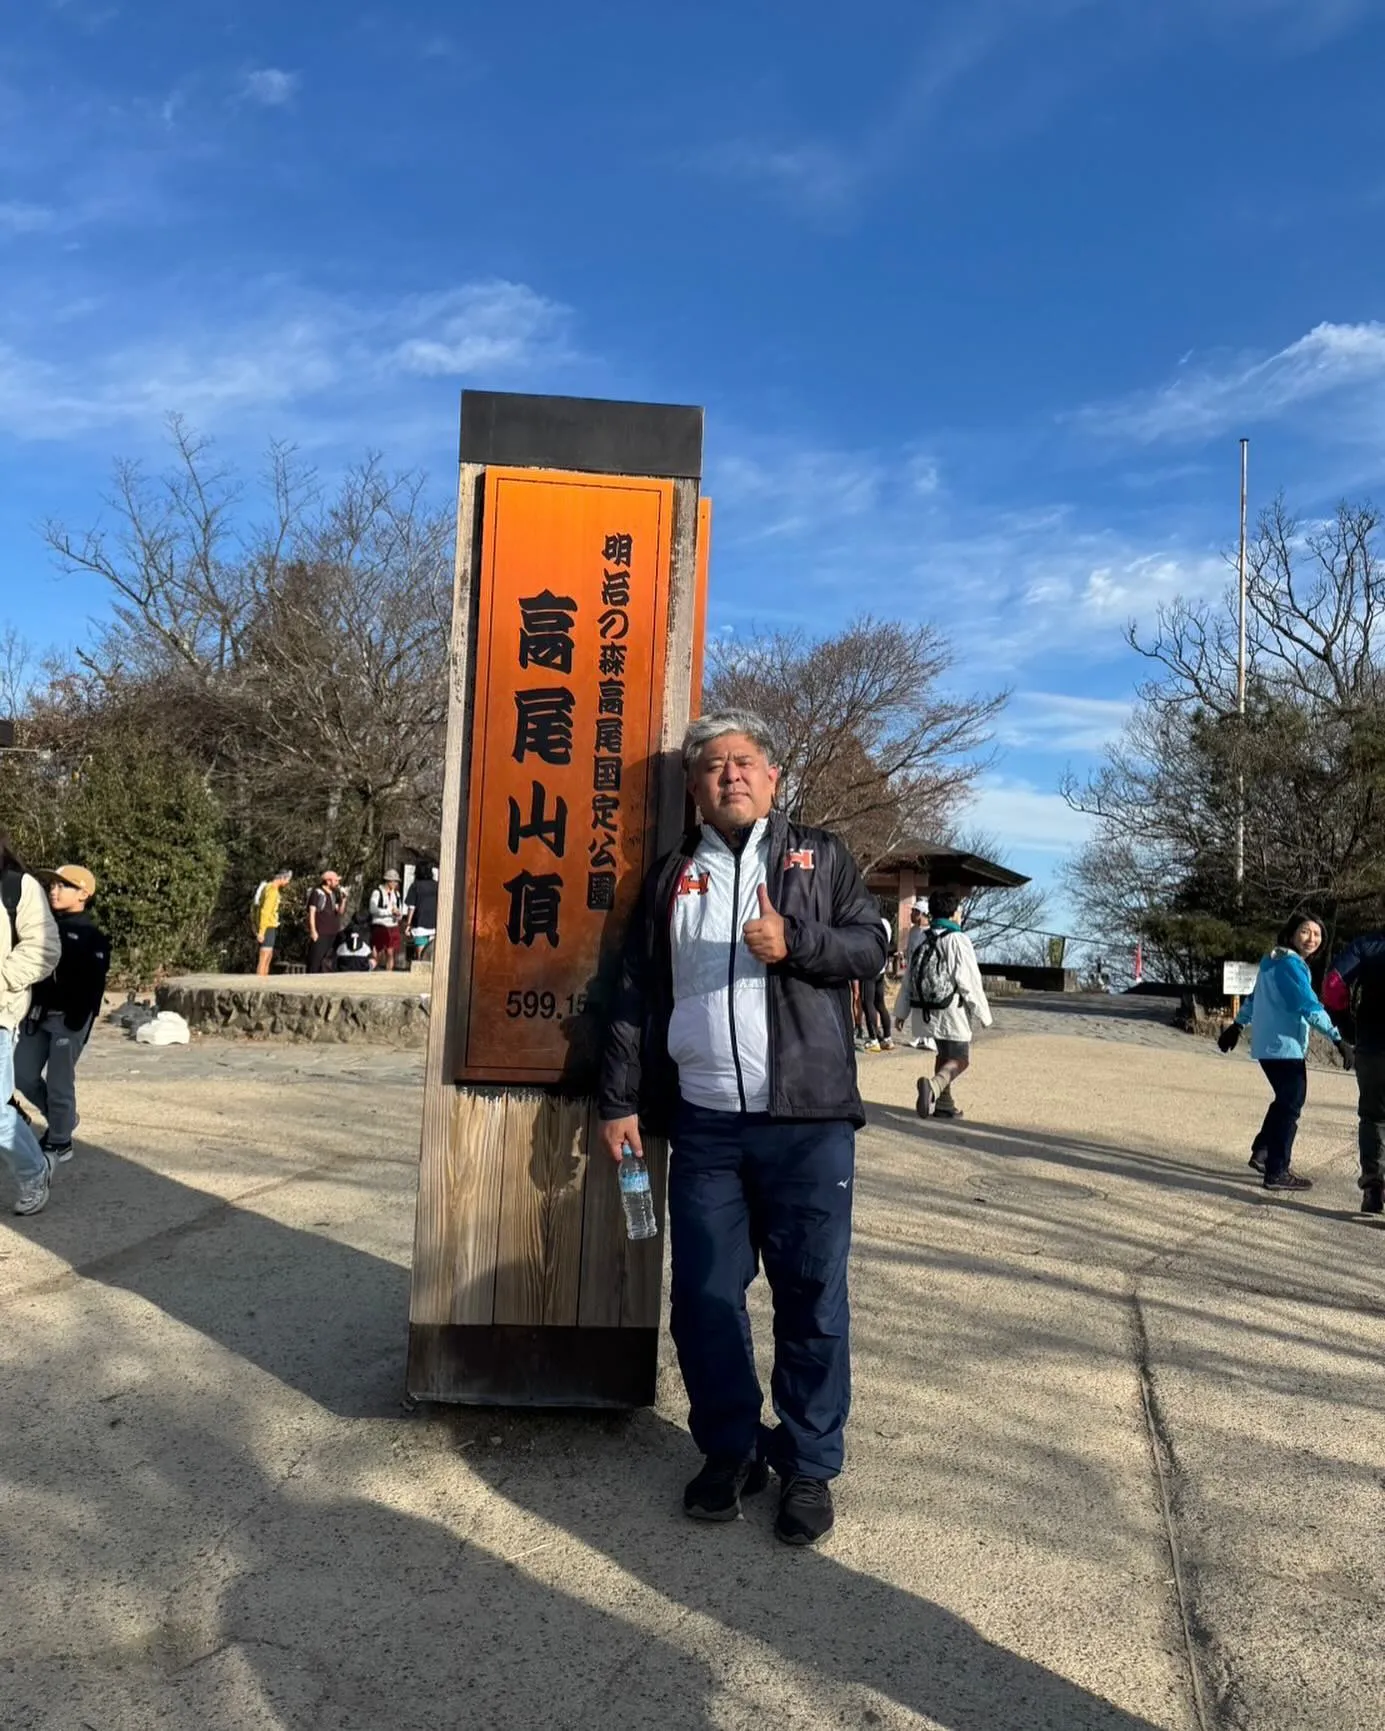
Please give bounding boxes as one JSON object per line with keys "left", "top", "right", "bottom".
{"left": 743, "top": 881, "right": 789, "bottom": 964}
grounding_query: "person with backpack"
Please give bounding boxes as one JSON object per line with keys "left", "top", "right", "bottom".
{"left": 906, "top": 887, "right": 992, "bottom": 1120}
{"left": 14, "top": 864, "right": 110, "bottom": 1164}
{"left": 1217, "top": 912, "right": 1350, "bottom": 1191}
{"left": 368, "top": 869, "right": 404, "bottom": 971}
{"left": 1322, "top": 929, "right": 1385, "bottom": 1213}
{"left": 0, "top": 831, "right": 62, "bottom": 1215}
{"left": 305, "top": 869, "right": 348, "bottom": 973}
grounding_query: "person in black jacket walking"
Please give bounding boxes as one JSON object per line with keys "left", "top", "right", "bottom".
{"left": 598, "top": 710, "right": 887, "bottom": 1546}
{"left": 14, "top": 864, "right": 110, "bottom": 1163}
{"left": 1324, "top": 933, "right": 1385, "bottom": 1213}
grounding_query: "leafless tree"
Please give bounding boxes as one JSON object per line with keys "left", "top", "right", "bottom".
{"left": 706, "top": 617, "right": 1005, "bottom": 867}
{"left": 946, "top": 826, "right": 1050, "bottom": 957}
{"left": 43, "top": 421, "right": 453, "bottom": 885}
{"left": 1063, "top": 497, "right": 1385, "bottom": 965}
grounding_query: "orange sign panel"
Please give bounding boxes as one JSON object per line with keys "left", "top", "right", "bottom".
{"left": 456, "top": 468, "right": 674, "bottom": 1084}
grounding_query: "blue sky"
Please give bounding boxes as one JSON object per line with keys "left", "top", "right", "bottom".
{"left": 4, "top": 0, "right": 1385, "bottom": 932}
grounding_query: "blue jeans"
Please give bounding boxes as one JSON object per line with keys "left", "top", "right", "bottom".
{"left": 0, "top": 1026, "right": 48, "bottom": 1189}
{"left": 668, "top": 1100, "right": 855, "bottom": 1479}
{"left": 1257, "top": 1059, "right": 1307, "bottom": 1179}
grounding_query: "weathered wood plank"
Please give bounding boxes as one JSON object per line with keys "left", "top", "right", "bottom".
{"left": 492, "top": 1091, "right": 546, "bottom": 1325}
{"left": 577, "top": 1097, "right": 627, "bottom": 1327}
{"left": 409, "top": 460, "right": 485, "bottom": 1332}
{"left": 445, "top": 1087, "right": 506, "bottom": 1324}
{"left": 690, "top": 495, "right": 711, "bottom": 714}
{"left": 541, "top": 1093, "right": 589, "bottom": 1325}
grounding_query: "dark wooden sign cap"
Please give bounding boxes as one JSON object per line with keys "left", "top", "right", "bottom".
{"left": 460, "top": 391, "right": 704, "bottom": 480}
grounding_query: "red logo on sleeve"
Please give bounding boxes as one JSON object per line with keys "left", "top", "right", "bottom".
{"left": 784, "top": 849, "right": 815, "bottom": 870}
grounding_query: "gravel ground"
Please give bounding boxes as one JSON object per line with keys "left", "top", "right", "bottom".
{"left": 4, "top": 991, "right": 1378, "bottom": 1730}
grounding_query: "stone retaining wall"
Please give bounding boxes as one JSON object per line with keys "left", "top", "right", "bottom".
{"left": 156, "top": 981, "right": 431, "bottom": 1045}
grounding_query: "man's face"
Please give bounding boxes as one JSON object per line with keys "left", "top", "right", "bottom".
{"left": 48, "top": 881, "right": 88, "bottom": 914}
{"left": 689, "top": 733, "right": 780, "bottom": 834}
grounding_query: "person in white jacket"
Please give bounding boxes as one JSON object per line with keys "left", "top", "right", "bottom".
{"left": 0, "top": 832, "right": 62, "bottom": 1214}
{"left": 908, "top": 887, "right": 992, "bottom": 1121}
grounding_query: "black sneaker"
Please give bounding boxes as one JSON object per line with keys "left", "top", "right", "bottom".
{"left": 774, "top": 1474, "right": 835, "bottom": 1546}
{"left": 1248, "top": 1149, "right": 1267, "bottom": 1174}
{"left": 683, "top": 1456, "right": 769, "bottom": 1522}
{"left": 42, "top": 1140, "right": 74, "bottom": 1164}
{"left": 915, "top": 1077, "right": 937, "bottom": 1120}
{"left": 1359, "top": 1178, "right": 1384, "bottom": 1215}
{"left": 1263, "top": 1169, "right": 1313, "bottom": 1191}
{"left": 934, "top": 1101, "right": 964, "bottom": 1120}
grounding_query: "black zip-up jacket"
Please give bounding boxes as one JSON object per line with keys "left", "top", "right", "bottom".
{"left": 598, "top": 811, "right": 888, "bottom": 1132}
{"left": 31, "top": 910, "right": 112, "bottom": 1030}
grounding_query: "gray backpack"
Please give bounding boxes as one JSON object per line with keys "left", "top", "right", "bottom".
{"left": 908, "top": 928, "right": 958, "bottom": 1014}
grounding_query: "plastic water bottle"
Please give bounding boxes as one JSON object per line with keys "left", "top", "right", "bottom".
{"left": 618, "top": 1143, "right": 658, "bottom": 1240}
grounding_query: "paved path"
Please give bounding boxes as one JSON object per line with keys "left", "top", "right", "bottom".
{"left": 2, "top": 1003, "right": 1381, "bottom": 1728}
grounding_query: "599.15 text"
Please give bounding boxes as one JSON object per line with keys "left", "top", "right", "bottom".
{"left": 504, "top": 990, "right": 589, "bottom": 1020}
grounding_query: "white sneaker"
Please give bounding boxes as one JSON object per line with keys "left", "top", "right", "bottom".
{"left": 863, "top": 1040, "right": 882, "bottom": 1053}
{"left": 14, "top": 1151, "right": 54, "bottom": 1216}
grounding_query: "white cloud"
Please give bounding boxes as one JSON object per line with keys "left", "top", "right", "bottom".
{"left": 704, "top": 433, "right": 1230, "bottom": 673}
{"left": 907, "top": 452, "right": 942, "bottom": 497}
{"left": 0, "top": 278, "right": 576, "bottom": 442}
{"left": 0, "top": 202, "right": 55, "bottom": 237}
{"left": 962, "top": 776, "right": 1096, "bottom": 856}
{"left": 698, "top": 139, "right": 859, "bottom": 214}
{"left": 240, "top": 68, "right": 299, "bottom": 107}
{"left": 708, "top": 445, "right": 883, "bottom": 541}
{"left": 1000, "top": 691, "right": 1132, "bottom": 754}
{"left": 1075, "top": 321, "right": 1385, "bottom": 445}
{"left": 392, "top": 283, "right": 572, "bottom": 376}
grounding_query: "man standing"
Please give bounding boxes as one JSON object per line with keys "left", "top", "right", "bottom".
{"left": 251, "top": 869, "right": 292, "bottom": 977}
{"left": 599, "top": 710, "right": 887, "bottom": 1546}
{"left": 908, "top": 887, "right": 992, "bottom": 1121}
{"left": 14, "top": 864, "right": 110, "bottom": 1164}
{"left": 0, "top": 832, "right": 61, "bottom": 1215}
{"left": 305, "top": 870, "right": 347, "bottom": 973}
{"left": 368, "top": 869, "right": 404, "bottom": 971}
{"left": 1323, "top": 934, "right": 1385, "bottom": 1213}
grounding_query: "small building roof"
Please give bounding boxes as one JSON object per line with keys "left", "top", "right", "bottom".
{"left": 865, "top": 841, "right": 1030, "bottom": 893}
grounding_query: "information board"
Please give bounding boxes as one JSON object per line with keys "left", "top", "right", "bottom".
{"left": 455, "top": 467, "right": 674, "bottom": 1083}
{"left": 1222, "top": 960, "right": 1260, "bottom": 997}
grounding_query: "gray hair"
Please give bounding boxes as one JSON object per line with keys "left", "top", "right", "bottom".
{"left": 681, "top": 709, "right": 779, "bottom": 775}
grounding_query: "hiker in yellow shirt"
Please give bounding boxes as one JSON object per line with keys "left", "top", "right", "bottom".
{"left": 251, "top": 869, "right": 293, "bottom": 977}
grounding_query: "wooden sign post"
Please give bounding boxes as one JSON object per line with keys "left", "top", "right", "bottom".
{"left": 407, "top": 391, "right": 707, "bottom": 1407}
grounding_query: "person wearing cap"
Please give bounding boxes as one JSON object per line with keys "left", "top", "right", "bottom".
{"left": 893, "top": 900, "right": 937, "bottom": 1051}
{"left": 251, "top": 868, "right": 292, "bottom": 977}
{"left": 305, "top": 869, "right": 348, "bottom": 974}
{"left": 14, "top": 864, "right": 111, "bottom": 1165}
{"left": 0, "top": 830, "right": 61, "bottom": 1215}
{"left": 368, "top": 869, "right": 404, "bottom": 972}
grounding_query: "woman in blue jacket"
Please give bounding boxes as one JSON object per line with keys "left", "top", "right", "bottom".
{"left": 1220, "top": 913, "right": 1350, "bottom": 1191}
